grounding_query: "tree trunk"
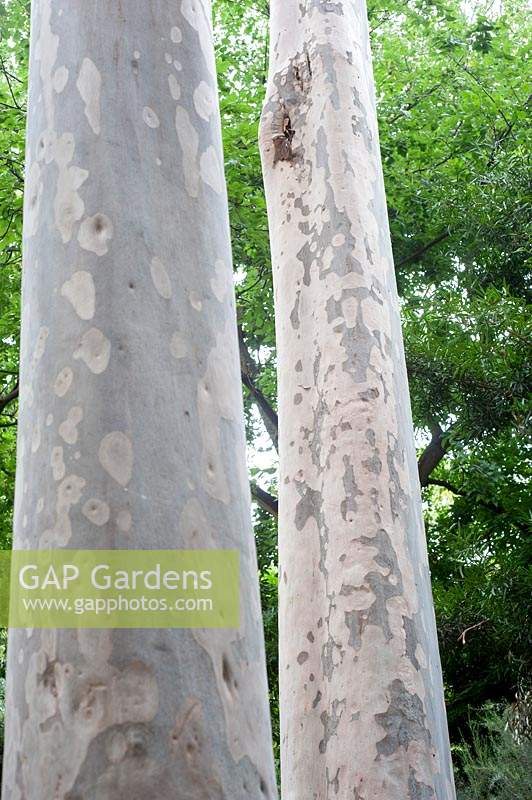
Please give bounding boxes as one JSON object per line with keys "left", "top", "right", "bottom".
{"left": 2, "top": 1, "right": 276, "bottom": 797}
{"left": 259, "top": 2, "right": 455, "bottom": 798}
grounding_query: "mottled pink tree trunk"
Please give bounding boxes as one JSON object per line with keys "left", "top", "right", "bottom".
{"left": 259, "top": 1, "right": 455, "bottom": 798}
{"left": 2, "top": 1, "right": 277, "bottom": 797}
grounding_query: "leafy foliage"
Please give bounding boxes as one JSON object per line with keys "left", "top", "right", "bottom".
{"left": 455, "top": 704, "right": 532, "bottom": 799}
{"left": 0, "top": 0, "right": 28, "bottom": 555}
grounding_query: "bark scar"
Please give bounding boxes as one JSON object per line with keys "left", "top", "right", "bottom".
{"left": 272, "top": 103, "right": 296, "bottom": 164}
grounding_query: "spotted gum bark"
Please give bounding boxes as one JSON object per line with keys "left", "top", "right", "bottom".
{"left": 2, "top": 1, "right": 277, "bottom": 797}
{"left": 259, "top": 2, "right": 455, "bottom": 798}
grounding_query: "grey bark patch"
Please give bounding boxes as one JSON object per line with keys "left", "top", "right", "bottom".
{"left": 344, "top": 528, "right": 403, "bottom": 650}
{"left": 358, "top": 387, "right": 379, "bottom": 402}
{"left": 313, "top": 128, "right": 365, "bottom": 282}
{"left": 403, "top": 616, "right": 420, "bottom": 671}
{"left": 319, "top": 698, "right": 345, "bottom": 754}
{"left": 290, "top": 290, "right": 301, "bottom": 329}
{"left": 342, "top": 147, "right": 356, "bottom": 175}
{"left": 326, "top": 766, "right": 341, "bottom": 794}
{"left": 409, "top": 766, "right": 435, "bottom": 799}
{"left": 321, "top": 633, "right": 339, "bottom": 681}
{"left": 294, "top": 473, "right": 331, "bottom": 582}
{"left": 377, "top": 369, "right": 391, "bottom": 404}
{"left": 340, "top": 455, "right": 363, "bottom": 522}
{"left": 344, "top": 609, "right": 364, "bottom": 651}
{"left": 312, "top": 690, "right": 322, "bottom": 709}
{"left": 387, "top": 432, "right": 408, "bottom": 519}
{"left": 364, "top": 528, "right": 402, "bottom": 577}
{"left": 296, "top": 237, "right": 317, "bottom": 287}
{"left": 313, "top": 44, "right": 341, "bottom": 110}
{"left": 313, "top": 349, "right": 322, "bottom": 384}
{"left": 351, "top": 86, "right": 374, "bottom": 152}
{"left": 297, "top": 651, "right": 309, "bottom": 665}
{"left": 65, "top": 723, "right": 171, "bottom": 798}
{"left": 375, "top": 679, "right": 432, "bottom": 758}
{"left": 326, "top": 288, "right": 368, "bottom": 325}
{"left": 299, "top": 0, "right": 344, "bottom": 16}
{"left": 364, "top": 572, "right": 399, "bottom": 641}
{"left": 362, "top": 454, "right": 382, "bottom": 475}
{"left": 303, "top": 394, "right": 328, "bottom": 472}
{"left": 340, "top": 313, "right": 380, "bottom": 384}
{"left": 294, "top": 485, "right": 322, "bottom": 532}
{"left": 364, "top": 235, "right": 374, "bottom": 264}
{"left": 294, "top": 197, "right": 310, "bottom": 217}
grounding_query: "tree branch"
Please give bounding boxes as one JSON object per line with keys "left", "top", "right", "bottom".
{"left": 426, "top": 478, "right": 518, "bottom": 523}
{"left": 426, "top": 478, "right": 460, "bottom": 494}
{"left": 418, "top": 424, "right": 448, "bottom": 487}
{"left": 387, "top": 81, "right": 443, "bottom": 125}
{"left": 238, "top": 326, "right": 279, "bottom": 451}
{"left": 458, "top": 620, "right": 488, "bottom": 645}
{"left": 0, "top": 383, "right": 19, "bottom": 415}
{"left": 251, "top": 483, "right": 278, "bottom": 517}
{"left": 396, "top": 231, "right": 449, "bottom": 269}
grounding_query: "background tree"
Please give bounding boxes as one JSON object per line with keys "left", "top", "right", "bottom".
{"left": 1, "top": 0, "right": 276, "bottom": 796}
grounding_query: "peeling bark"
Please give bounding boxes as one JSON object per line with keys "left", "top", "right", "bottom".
{"left": 2, "top": 1, "right": 277, "bottom": 797}
{"left": 259, "top": 2, "right": 455, "bottom": 798}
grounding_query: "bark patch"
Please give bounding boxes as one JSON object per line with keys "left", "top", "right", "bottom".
{"left": 375, "top": 679, "right": 431, "bottom": 758}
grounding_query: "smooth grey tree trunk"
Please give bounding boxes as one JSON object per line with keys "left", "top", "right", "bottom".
{"left": 2, "top": 1, "right": 277, "bottom": 798}
{"left": 259, "top": 1, "right": 455, "bottom": 798}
